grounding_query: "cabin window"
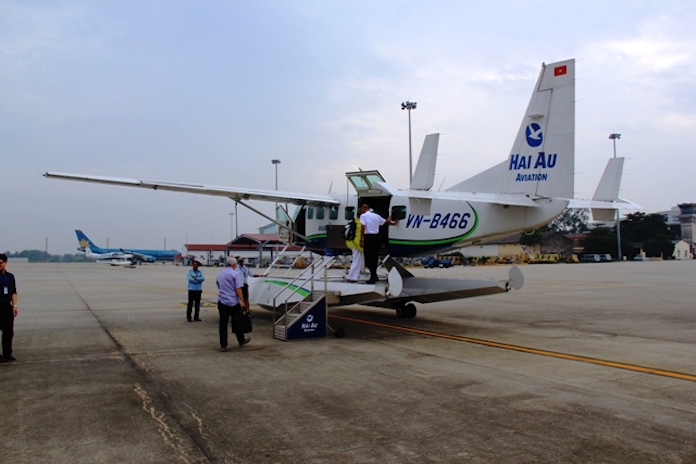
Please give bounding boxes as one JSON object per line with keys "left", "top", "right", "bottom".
{"left": 316, "top": 206, "right": 325, "bottom": 220}
{"left": 307, "top": 206, "right": 314, "bottom": 220}
{"left": 391, "top": 205, "right": 407, "bottom": 221}
{"left": 329, "top": 205, "right": 339, "bottom": 220}
{"left": 344, "top": 206, "right": 355, "bottom": 220}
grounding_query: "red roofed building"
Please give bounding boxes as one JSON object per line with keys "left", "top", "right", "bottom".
{"left": 183, "top": 234, "right": 304, "bottom": 267}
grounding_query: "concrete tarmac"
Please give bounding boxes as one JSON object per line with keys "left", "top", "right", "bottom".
{"left": 1, "top": 260, "right": 696, "bottom": 463}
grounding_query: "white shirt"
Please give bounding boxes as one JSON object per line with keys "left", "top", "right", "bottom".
{"left": 360, "top": 210, "right": 386, "bottom": 234}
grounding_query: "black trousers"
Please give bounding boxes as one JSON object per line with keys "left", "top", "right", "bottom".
{"left": 0, "top": 302, "right": 14, "bottom": 357}
{"left": 218, "top": 302, "right": 245, "bottom": 348}
{"left": 242, "top": 284, "right": 249, "bottom": 303}
{"left": 187, "top": 290, "right": 202, "bottom": 320}
{"left": 363, "top": 234, "right": 381, "bottom": 281}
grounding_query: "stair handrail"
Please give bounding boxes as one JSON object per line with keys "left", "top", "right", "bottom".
{"left": 263, "top": 242, "right": 296, "bottom": 276}
{"left": 272, "top": 256, "right": 335, "bottom": 328}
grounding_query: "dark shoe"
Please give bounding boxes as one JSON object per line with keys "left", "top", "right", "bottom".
{"left": 220, "top": 347, "right": 227, "bottom": 352}
{"left": 366, "top": 279, "right": 378, "bottom": 284}
{"left": 187, "top": 319, "right": 192, "bottom": 322}
{"left": 0, "top": 357, "right": 7, "bottom": 363}
{"left": 239, "top": 337, "right": 250, "bottom": 347}
{"left": 193, "top": 318, "right": 201, "bottom": 322}
{"left": 4, "top": 355, "right": 15, "bottom": 362}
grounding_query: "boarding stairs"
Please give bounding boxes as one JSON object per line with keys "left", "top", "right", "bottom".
{"left": 272, "top": 256, "right": 335, "bottom": 341}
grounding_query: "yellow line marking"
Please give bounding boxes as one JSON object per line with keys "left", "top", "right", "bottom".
{"left": 329, "top": 314, "right": 696, "bottom": 383}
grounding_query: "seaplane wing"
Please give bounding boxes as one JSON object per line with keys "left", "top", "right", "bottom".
{"left": 43, "top": 172, "right": 339, "bottom": 206}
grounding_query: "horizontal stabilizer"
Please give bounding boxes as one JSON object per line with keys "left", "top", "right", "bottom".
{"left": 592, "top": 208, "right": 617, "bottom": 222}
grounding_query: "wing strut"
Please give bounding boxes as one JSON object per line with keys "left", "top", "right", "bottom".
{"left": 237, "top": 200, "right": 310, "bottom": 243}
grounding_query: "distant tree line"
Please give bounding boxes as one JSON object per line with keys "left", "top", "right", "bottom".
{"left": 522, "top": 209, "right": 676, "bottom": 259}
{"left": 3, "top": 250, "right": 90, "bottom": 263}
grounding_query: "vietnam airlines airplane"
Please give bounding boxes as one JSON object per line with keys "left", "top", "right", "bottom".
{"left": 47, "top": 59, "right": 639, "bottom": 319}
{"left": 75, "top": 230, "right": 179, "bottom": 262}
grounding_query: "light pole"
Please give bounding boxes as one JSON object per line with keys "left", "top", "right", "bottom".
{"left": 271, "top": 159, "right": 281, "bottom": 234}
{"left": 271, "top": 159, "right": 281, "bottom": 190}
{"left": 229, "top": 212, "right": 235, "bottom": 240}
{"left": 609, "top": 133, "right": 622, "bottom": 261}
{"left": 401, "top": 101, "right": 417, "bottom": 184}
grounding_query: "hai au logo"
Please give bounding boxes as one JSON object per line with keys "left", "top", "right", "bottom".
{"left": 306, "top": 314, "right": 314, "bottom": 323}
{"left": 525, "top": 123, "right": 543, "bottom": 147}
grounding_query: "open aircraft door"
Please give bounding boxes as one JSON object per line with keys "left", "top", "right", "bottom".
{"left": 276, "top": 205, "right": 293, "bottom": 243}
{"left": 345, "top": 171, "right": 397, "bottom": 255}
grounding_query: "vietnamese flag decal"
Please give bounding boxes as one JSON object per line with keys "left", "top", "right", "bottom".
{"left": 554, "top": 65, "right": 567, "bottom": 76}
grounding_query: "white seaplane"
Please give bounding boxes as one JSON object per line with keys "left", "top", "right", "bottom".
{"left": 45, "top": 58, "right": 637, "bottom": 322}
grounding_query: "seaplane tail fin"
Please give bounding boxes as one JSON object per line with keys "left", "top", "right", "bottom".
{"left": 448, "top": 59, "right": 575, "bottom": 200}
{"left": 410, "top": 133, "right": 439, "bottom": 190}
{"left": 591, "top": 157, "right": 624, "bottom": 222}
{"left": 567, "top": 157, "right": 641, "bottom": 219}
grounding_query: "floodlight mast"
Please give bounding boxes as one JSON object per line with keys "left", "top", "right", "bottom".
{"left": 401, "top": 101, "right": 417, "bottom": 184}
{"left": 609, "top": 133, "right": 622, "bottom": 260}
{"left": 271, "top": 159, "right": 282, "bottom": 237}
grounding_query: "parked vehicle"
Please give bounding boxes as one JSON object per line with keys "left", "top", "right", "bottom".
{"left": 421, "top": 257, "right": 453, "bottom": 268}
{"left": 580, "top": 254, "right": 612, "bottom": 262}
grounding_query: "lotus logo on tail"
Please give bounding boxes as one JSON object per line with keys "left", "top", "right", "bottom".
{"left": 525, "top": 123, "right": 543, "bottom": 147}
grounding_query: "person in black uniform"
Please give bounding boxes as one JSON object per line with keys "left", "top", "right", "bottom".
{"left": 0, "top": 254, "right": 18, "bottom": 362}
{"left": 358, "top": 204, "right": 398, "bottom": 284}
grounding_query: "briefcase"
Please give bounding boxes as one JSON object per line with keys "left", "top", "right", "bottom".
{"left": 241, "top": 312, "right": 253, "bottom": 333}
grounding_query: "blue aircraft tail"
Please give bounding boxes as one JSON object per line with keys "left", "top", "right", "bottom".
{"left": 75, "top": 229, "right": 101, "bottom": 252}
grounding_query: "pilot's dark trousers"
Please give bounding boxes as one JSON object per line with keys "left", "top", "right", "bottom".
{"left": 187, "top": 290, "right": 202, "bottom": 321}
{"left": 218, "top": 302, "right": 245, "bottom": 348}
{"left": 0, "top": 302, "right": 14, "bottom": 358}
{"left": 363, "top": 233, "right": 381, "bottom": 283}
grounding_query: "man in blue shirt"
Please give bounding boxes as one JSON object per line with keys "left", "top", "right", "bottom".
{"left": 186, "top": 260, "right": 205, "bottom": 322}
{"left": 0, "top": 254, "right": 18, "bottom": 362}
{"left": 216, "top": 257, "right": 249, "bottom": 351}
{"left": 237, "top": 257, "right": 250, "bottom": 303}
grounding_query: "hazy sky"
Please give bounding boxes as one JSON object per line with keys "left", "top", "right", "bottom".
{"left": 3, "top": 1, "right": 695, "bottom": 255}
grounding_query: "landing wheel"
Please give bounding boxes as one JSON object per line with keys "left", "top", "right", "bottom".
{"left": 328, "top": 323, "right": 346, "bottom": 339}
{"left": 396, "top": 303, "right": 417, "bottom": 318}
